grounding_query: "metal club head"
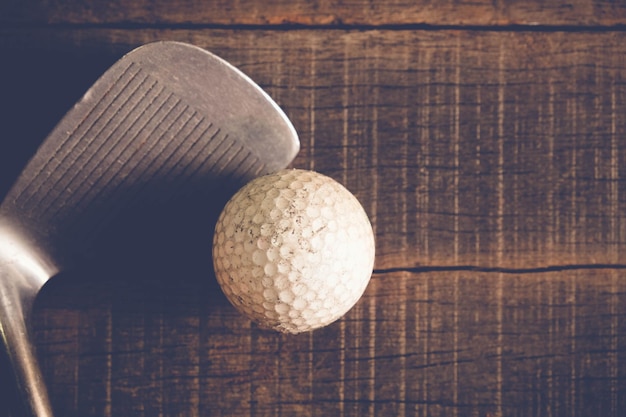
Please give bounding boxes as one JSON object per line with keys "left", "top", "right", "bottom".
{"left": 2, "top": 40, "right": 299, "bottom": 270}
{"left": 0, "top": 41, "right": 299, "bottom": 416}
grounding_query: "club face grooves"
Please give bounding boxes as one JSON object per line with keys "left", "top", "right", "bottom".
{"left": 0, "top": 41, "right": 300, "bottom": 269}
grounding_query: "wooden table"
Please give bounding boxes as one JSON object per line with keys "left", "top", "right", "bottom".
{"left": 1, "top": 1, "right": 626, "bottom": 416}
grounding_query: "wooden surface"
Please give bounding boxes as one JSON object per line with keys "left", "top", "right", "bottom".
{"left": 1, "top": 1, "right": 626, "bottom": 416}
{"left": 2, "top": 0, "right": 626, "bottom": 26}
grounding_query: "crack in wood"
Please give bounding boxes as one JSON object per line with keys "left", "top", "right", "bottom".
{"left": 374, "top": 263, "right": 626, "bottom": 275}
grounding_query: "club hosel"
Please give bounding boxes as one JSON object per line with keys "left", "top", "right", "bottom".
{"left": 0, "top": 221, "right": 56, "bottom": 417}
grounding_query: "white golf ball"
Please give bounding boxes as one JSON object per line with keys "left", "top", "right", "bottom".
{"left": 212, "top": 169, "right": 375, "bottom": 333}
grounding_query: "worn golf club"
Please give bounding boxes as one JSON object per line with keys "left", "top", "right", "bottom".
{"left": 0, "top": 41, "right": 299, "bottom": 416}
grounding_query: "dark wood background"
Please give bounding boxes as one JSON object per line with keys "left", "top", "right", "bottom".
{"left": 2, "top": 1, "right": 626, "bottom": 416}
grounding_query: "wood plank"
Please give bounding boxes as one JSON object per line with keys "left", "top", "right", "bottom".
{"left": 32, "top": 267, "right": 626, "bottom": 417}
{"left": 2, "top": 0, "right": 626, "bottom": 27}
{"left": 1, "top": 28, "right": 624, "bottom": 269}
{"left": 1, "top": 13, "right": 625, "bottom": 417}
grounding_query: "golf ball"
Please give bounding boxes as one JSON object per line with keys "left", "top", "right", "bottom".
{"left": 212, "top": 169, "right": 375, "bottom": 333}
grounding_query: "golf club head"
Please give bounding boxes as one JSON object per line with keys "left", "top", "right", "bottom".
{"left": 0, "top": 41, "right": 299, "bottom": 416}
{"left": 2, "top": 40, "right": 299, "bottom": 269}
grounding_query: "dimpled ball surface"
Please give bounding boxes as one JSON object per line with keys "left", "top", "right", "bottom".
{"left": 212, "top": 169, "right": 375, "bottom": 334}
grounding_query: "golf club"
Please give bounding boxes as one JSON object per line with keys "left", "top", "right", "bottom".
{"left": 0, "top": 41, "right": 299, "bottom": 417}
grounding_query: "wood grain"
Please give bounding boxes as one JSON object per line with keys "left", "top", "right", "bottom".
{"left": 2, "top": 0, "right": 626, "bottom": 26}
{"left": 1, "top": 3, "right": 626, "bottom": 416}
{"left": 32, "top": 267, "right": 626, "bottom": 417}
{"left": 1, "top": 28, "right": 624, "bottom": 269}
